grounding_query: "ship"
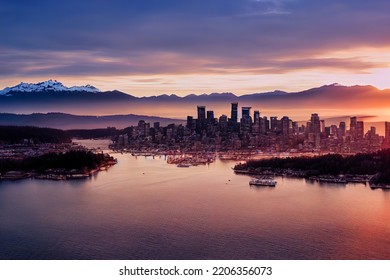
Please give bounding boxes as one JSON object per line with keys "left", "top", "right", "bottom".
{"left": 249, "top": 178, "right": 277, "bottom": 187}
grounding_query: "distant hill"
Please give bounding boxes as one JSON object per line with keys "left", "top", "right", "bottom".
{"left": 0, "top": 112, "right": 184, "bottom": 129}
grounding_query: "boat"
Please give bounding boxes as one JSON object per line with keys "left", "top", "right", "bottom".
{"left": 177, "top": 163, "right": 191, "bottom": 168}
{"left": 249, "top": 178, "right": 277, "bottom": 187}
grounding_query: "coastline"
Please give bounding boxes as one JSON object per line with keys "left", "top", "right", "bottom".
{"left": 0, "top": 140, "right": 117, "bottom": 181}
{"left": 0, "top": 158, "right": 117, "bottom": 181}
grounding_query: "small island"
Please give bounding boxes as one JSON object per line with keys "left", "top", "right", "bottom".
{"left": 0, "top": 150, "right": 117, "bottom": 180}
{"left": 0, "top": 126, "right": 117, "bottom": 180}
{"left": 233, "top": 149, "right": 390, "bottom": 188}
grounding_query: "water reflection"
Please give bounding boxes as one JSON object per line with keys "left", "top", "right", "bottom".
{"left": 1, "top": 140, "right": 390, "bottom": 260}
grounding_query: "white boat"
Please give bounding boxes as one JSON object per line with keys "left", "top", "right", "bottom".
{"left": 249, "top": 178, "right": 277, "bottom": 187}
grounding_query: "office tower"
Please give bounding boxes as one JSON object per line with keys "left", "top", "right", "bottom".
{"left": 386, "top": 122, "right": 390, "bottom": 141}
{"left": 350, "top": 116, "right": 357, "bottom": 137}
{"left": 137, "top": 120, "right": 146, "bottom": 137}
{"left": 356, "top": 121, "right": 364, "bottom": 139}
{"left": 270, "top": 117, "right": 278, "bottom": 132}
{"left": 330, "top": 125, "right": 338, "bottom": 137}
{"left": 186, "top": 116, "right": 194, "bottom": 129}
{"left": 311, "top": 113, "right": 321, "bottom": 134}
{"left": 253, "top": 110, "right": 260, "bottom": 125}
{"left": 339, "top": 122, "right": 346, "bottom": 137}
{"left": 197, "top": 106, "right": 206, "bottom": 121}
{"left": 281, "top": 116, "right": 291, "bottom": 136}
{"left": 292, "top": 121, "right": 299, "bottom": 134}
{"left": 264, "top": 117, "right": 270, "bottom": 132}
{"left": 242, "top": 107, "right": 251, "bottom": 118}
{"left": 219, "top": 114, "right": 228, "bottom": 132}
{"left": 197, "top": 105, "right": 206, "bottom": 133}
{"left": 230, "top": 103, "right": 238, "bottom": 123}
{"left": 153, "top": 122, "right": 160, "bottom": 130}
{"left": 320, "top": 120, "right": 325, "bottom": 133}
{"left": 259, "top": 118, "right": 266, "bottom": 134}
{"left": 206, "top": 110, "right": 214, "bottom": 121}
{"left": 240, "top": 107, "right": 252, "bottom": 133}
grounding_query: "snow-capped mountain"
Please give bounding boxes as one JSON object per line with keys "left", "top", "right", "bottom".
{"left": 0, "top": 80, "right": 100, "bottom": 95}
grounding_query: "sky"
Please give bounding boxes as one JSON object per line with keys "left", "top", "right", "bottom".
{"left": 1, "top": 0, "right": 390, "bottom": 96}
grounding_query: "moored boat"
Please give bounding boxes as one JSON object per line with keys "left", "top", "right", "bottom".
{"left": 249, "top": 178, "right": 277, "bottom": 187}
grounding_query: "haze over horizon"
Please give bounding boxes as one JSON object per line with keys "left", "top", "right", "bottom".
{"left": 1, "top": 0, "right": 390, "bottom": 96}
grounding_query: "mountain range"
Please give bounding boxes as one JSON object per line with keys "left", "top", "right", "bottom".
{"left": 1, "top": 80, "right": 389, "bottom": 123}
{"left": 0, "top": 112, "right": 184, "bottom": 129}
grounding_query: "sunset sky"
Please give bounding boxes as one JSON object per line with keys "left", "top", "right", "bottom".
{"left": 1, "top": 0, "right": 390, "bottom": 96}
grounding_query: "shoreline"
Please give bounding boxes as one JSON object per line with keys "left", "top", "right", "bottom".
{"left": 233, "top": 168, "right": 390, "bottom": 189}
{"left": 0, "top": 159, "right": 117, "bottom": 181}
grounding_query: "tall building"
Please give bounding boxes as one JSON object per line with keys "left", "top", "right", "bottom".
{"left": 219, "top": 114, "right": 228, "bottom": 132}
{"left": 206, "top": 110, "right": 214, "bottom": 121}
{"left": 350, "top": 116, "right": 357, "bottom": 137}
{"left": 320, "top": 120, "right": 325, "bottom": 133}
{"left": 230, "top": 103, "right": 238, "bottom": 123}
{"left": 270, "top": 117, "right": 278, "bottom": 132}
{"left": 310, "top": 113, "right": 321, "bottom": 134}
{"left": 339, "top": 122, "right": 346, "bottom": 137}
{"left": 356, "top": 121, "right": 364, "bottom": 139}
{"left": 292, "top": 121, "right": 299, "bottom": 134}
{"left": 137, "top": 120, "right": 146, "bottom": 137}
{"left": 197, "top": 106, "right": 206, "bottom": 121}
{"left": 253, "top": 110, "right": 260, "bottom": 125}
{"left": 197, "top": 105, "right": 206, "bottom": 133}
{"left": 281, "top": 116, "right": 291, "bottom": 136}
{"left": 242, "top": 107, "right": 251, "bottom": 118}
{"left": 386, "top": 122, "right": 390, "bottom": 141}
{"left": 186, "top": 116, "right": 194, "bottom": 129}
{"left": 240, "top": 107, "right": 252, "bottom": 133}
{"left": 264, "top": 117, "right": 270, "bottom": 132}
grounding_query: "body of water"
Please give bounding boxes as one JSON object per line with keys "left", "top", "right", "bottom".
{"left": 1, "top": 140, "right": 390, "bottom": 259}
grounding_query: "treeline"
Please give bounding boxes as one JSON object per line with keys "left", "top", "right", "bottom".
{"left": 0, "top": 126, "right": 71, "bottom": 144}
{"left": 0, "top": 150, "right": 113, "bottom": 173}
{"left": 0, "top": 126, "right": 122, "bottom": 144}
{"left": 235, "top": 149, "right": 390, "bottom": 184}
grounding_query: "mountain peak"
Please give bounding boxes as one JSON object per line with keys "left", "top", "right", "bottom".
{"left": 0, "top": 80, "right": 100, "bottom": 95}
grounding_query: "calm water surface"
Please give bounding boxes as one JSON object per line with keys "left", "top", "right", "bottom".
{"left": 1, "top": 139, "right": 390, "bottom": 260}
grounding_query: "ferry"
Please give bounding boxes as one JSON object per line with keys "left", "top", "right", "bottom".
{"left": 249, "top": 178, "right": 277, "bottom": 187}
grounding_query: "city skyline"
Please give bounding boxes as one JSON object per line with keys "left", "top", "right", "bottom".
{"left": 116, "top": 102, "right": 388, "bottom": 154}
{"left": 1, "top": 1, "right": 390, "bottom": 95}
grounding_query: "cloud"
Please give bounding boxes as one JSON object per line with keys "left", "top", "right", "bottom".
{"left": 1, "top": 0, "right": 390, "bottom": 88}
{"left": 0, "top": 47, "right": 386, "bottom": 78}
